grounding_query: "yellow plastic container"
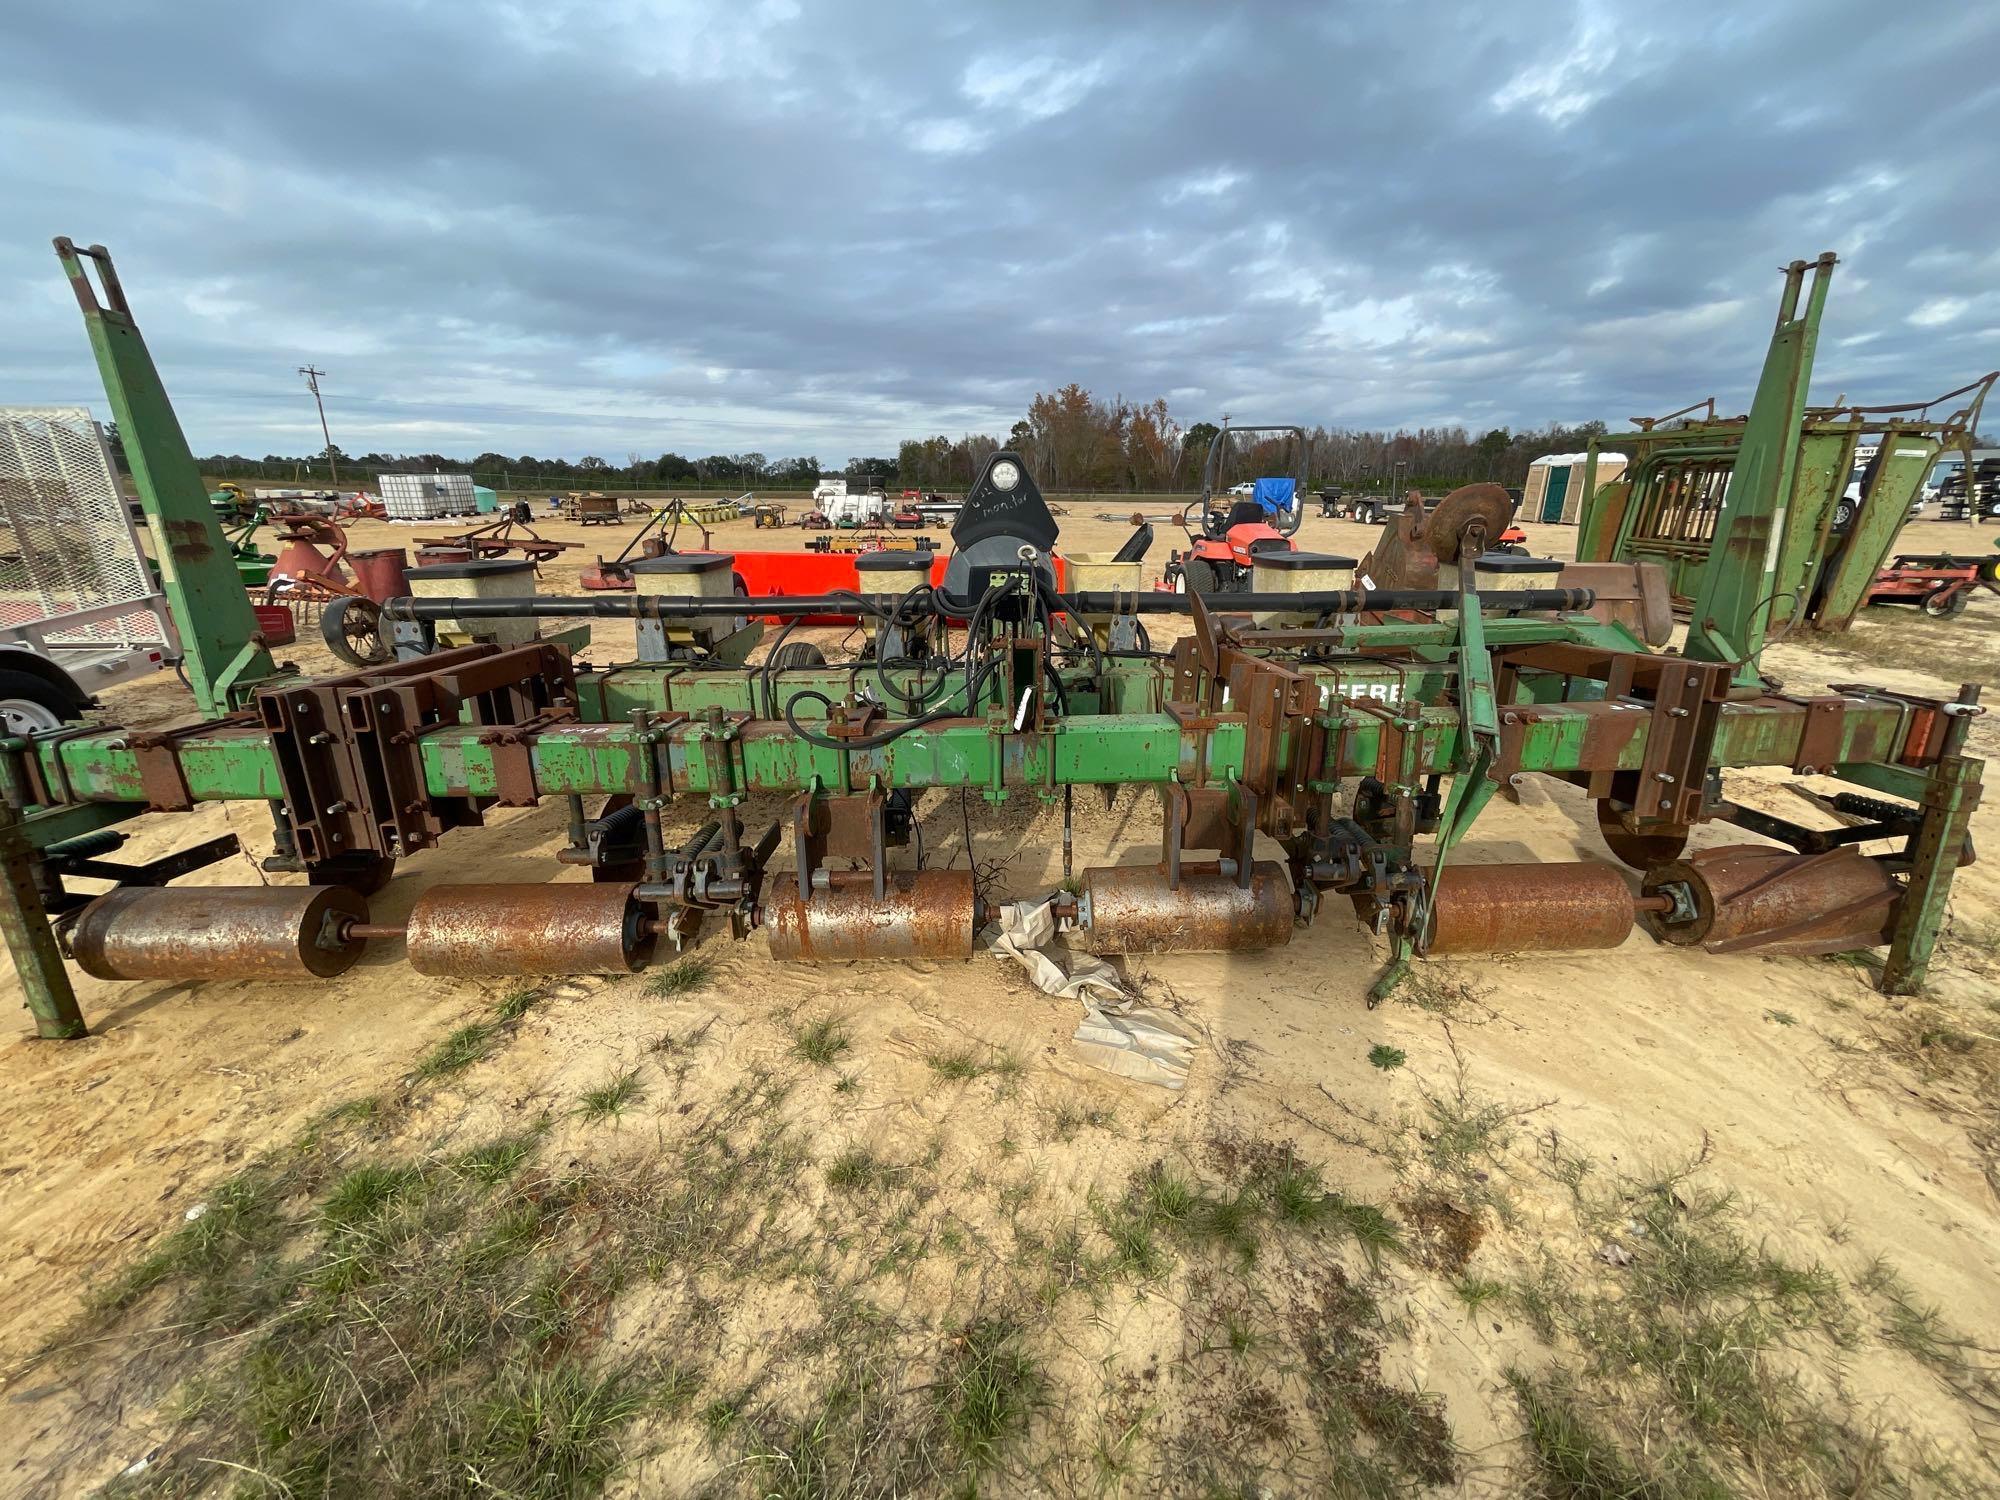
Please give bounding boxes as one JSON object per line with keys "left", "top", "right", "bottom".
{"left": 408, "top": 558, "right": 538, "bottom": 647}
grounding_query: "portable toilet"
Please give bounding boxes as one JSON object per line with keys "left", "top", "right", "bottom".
{"left": 1523, "top": 454, "right": 1577, "bottom": 524}
{"left": 474, "top": 484, "right": 500, "bottom": 514}
{"left": 1524, "top": 453, "right": 1627, "bottom": 524}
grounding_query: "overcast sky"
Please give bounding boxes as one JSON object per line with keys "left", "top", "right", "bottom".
{"left": 4, "top": 0, "right": 1997, "bottom": 464}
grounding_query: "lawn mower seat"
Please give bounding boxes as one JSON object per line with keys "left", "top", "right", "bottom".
{"left": 1226, "top": 499, "right": 1266, "bottom": 528}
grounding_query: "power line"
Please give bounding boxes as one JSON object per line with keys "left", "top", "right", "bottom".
{"left": 298, "top": 365, "right": 339, "bottom": 483}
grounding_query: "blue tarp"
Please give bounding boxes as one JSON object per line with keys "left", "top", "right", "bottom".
{"left": 1251, "top": 477, "right": 1296, "bottom": 518}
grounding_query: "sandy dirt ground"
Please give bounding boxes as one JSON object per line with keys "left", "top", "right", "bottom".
{"left": 2, "top": 502, "right": 1997, "bottom": 1496}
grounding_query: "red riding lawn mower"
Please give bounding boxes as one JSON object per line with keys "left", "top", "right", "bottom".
{"left": 1161, "top": 423, "right": 1307, "bottom": 594}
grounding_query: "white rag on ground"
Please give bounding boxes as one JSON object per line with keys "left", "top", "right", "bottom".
{"left": 984, "top": 899, "right": 1198, "bottom": 1090}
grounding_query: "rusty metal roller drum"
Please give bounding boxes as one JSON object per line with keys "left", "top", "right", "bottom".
{"left": 766, "top": 869, "right": 977, "bottom": 962}
{"left": 1422, "top": 861, "right": 1635, "bottom": 955}
{"left": 1078, "top": 861, "right": 1294, "bottom": 954}
{"left": 404, "top": 882, "right": 655, "bottom": 976}
{"left": 70, "top": 885, "right": 369, "bottom": 981}
{"left": 1640, "top": 845, "right": 1900, "bottom": 957}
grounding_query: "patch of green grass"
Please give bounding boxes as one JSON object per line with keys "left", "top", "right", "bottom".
{"left": 1267, "top": 1158, "right": 1330, "bottom": 1227}
{"left": 938, "top": 1319, "right": 1042, "bottom": 1472}
{"left": 493, "top": 987, "right": 542, "bottom": 1022}
{"left": 1369, "top": 1043, "right": 1408, "bottom": 1070}
{"left": 703, "top": 1395, "right": 745, "bottom": 1439}
{"left": 1191, "top": 1186, "right": 1263, "bottom": 1265}
{"left": 825, "top": 1145, "right": 886, "bottom": 1191}
{"left": 791, "top": 1015, "right": 852, "bottom": 1067}
{"left": 461, "top": 1199, "right": 550, "bottom": 1271}
{"left": 1763, "top": 1009, "right": 1797, "bottom": 1026}
{"left": 1100, "top": 1204, "right": 1168, "bottom": 1280}
{"left": 576, "top": 1069, "right": 644, "bottom": 1123}
{"left": 925, "top": 1043, "right": 992, "bottom": 1081}
{"left": 1509, "top": 1366, "right": 1727, "bottom": 1500}
{"left": 832, "top": 1071, "right": 860, "bottom": 1095}
{"left": 1321, "top": 1196, "right": 1402, "bottom": 1269}
{"left": 1454, "top": 1277, "right": 1507, "bottom": 1316}
{"left": 1139, "top": 1164, "right": 1201, "bottom": 1225}
{"left": 98, "top": 1169, "right": 287, "bottom": 1312}
{"left": 1495, "top": 1165, "right": 1989, "bottom": 1496}
{"left": 646, "top": 951, "right": 716, "bottom": 997}
{"left": 413, "top": 1021, "right": 496, "bottom": 1080}
{"left": 1855, "top": 1257, "right": 1991, "bottom": 1391}
{"left": 321, "top": 1163, "right": 422, "bottom": 1229}
{"left": 451, "top": 1133, "right": 540, "bottom": 1187}
{"left": 456, "top": 1358, "right": 657, "bottom": 1499}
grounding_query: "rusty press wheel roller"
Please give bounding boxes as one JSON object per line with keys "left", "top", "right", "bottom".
{"left": 1420, "top": 861, "right": 1640, "bottom": 955}
{"left": 404, "top": 882, "right": 657, "bottom": 976}
{"left": 1640, "top": 845, "right": 1900, "bottom": 957}
{"left": 765, "top": 869, "right": 978, "bottom": 962}
{"left": 1076, "top": 861, "right": 1294, "bottom": 954}
{"left": 69, "top": 885, "right": 370, "bottom": 982}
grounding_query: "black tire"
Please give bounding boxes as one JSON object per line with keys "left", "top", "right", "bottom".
{"left": 1831, "top": 498, "right": 1857, "bottom": 531}
{"left": 1181, "top": 557, "right": 1221, "bottom": 596}
{"left": 1921, "top": 585, "right": 1970, "bottom": 619}
{"left": 0, "top": 665, "right": 84, "bottom": 736}
{"left": 769, "top": 641, "right": 827, "bottom": 670}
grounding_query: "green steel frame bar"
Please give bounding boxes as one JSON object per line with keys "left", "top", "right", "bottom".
{"left": 53, "top": 241, "right": 283, "bottom": 717}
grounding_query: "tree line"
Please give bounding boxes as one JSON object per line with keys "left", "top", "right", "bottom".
{"left": 896, "top": 384, "right": 1612, "bottom": 494}
{"left": 154, "top": 386, "right": 1616, "bottom": 495}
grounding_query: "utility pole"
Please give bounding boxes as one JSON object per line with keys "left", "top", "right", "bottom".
{"left": 298, "top": 366, "right": 339, "bottom": 484}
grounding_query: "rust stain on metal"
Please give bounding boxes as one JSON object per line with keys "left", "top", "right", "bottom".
{"left": 161, "top": 516, "right": 215, "bottom": 564}
{"left": 1078, "top": 860, "right": 1293, "bottom": 954}
{"left": 71, "top": 885, "right": 367, "bottom": 981}
{"left": 405, "top": 882, "right": 653, "bottom": 976}
{"left": 1424, "top": 861, "right": 1635, "bottom": 955}
{"left": 1641, "top": 845, "right": 1898, "bottom": 957}
{"left": 765, "top": 870, "right": 975, "bottom": 962}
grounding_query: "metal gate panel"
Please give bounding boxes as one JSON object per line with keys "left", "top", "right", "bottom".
{"left": 0, "top": 407, "right": 173, "bottom": 654}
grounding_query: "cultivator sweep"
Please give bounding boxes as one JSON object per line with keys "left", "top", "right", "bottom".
{"left": 2, "top": 243, "right": 1983, "bottom": 1039}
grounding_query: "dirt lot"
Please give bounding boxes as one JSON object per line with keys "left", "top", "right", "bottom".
{"left": 3, "top": 503, "right": 1997, "bottom": 1497}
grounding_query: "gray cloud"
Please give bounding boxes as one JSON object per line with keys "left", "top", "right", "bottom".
{"left": 3, "top": 0, "right": 1996, "bottom": 462}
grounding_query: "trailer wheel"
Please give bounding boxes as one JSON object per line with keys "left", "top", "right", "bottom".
{"left": 1921, "top": 584, "right": 1970, "bottom": 619}
{"left": 769, "top": 642, "right": 827, "bottom": 671}
{"left": 0, "top": 666, "right": 83, "bottom": 735}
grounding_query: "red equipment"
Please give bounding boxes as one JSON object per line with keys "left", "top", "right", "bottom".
{"left": 251, "top": 603, "right": 298, "bottom": 645}
{"left": 1170, "top": 512, "right": 1295, "bottom": 593}
{"left": 1864, "top": 549, "right": 2000, "bottom": 618}
{"left": 348, "top": 547, "right": 411, "bottom": 604}
{"left": 269, "top": 514, "right": 349, "bottom": 586}
{"left": 1163, "top": 423, "right": 1308, "bottom": 594}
